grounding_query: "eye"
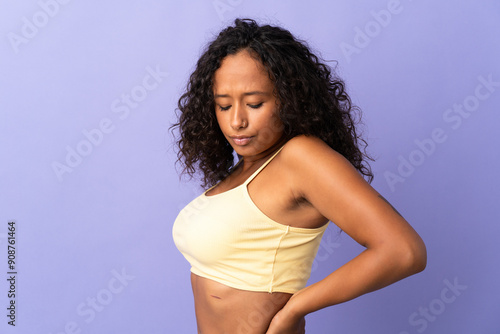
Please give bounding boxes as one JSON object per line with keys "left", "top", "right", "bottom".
{"left": 248, "top": 103, "right": 263, "bottom": 109}
{"left": 217, "top": 105, "right": 231, "bottom": 111}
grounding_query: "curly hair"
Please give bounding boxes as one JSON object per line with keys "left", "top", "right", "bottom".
{"left": 172, "top": 18, "right": 373, "bottom": 188}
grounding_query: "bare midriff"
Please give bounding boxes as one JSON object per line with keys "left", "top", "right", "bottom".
{"left": 191, "top": 273, "right": 292, "bottom": 334}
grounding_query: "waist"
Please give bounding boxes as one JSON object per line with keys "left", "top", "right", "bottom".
{"left": 191, "top": 273, "right": 291, "bottom": 334}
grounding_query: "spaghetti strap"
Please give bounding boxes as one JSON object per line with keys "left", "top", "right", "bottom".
{"left": 243, "top": 146, "right": 285, "bottom": 186}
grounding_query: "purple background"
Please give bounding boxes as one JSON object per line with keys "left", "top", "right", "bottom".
{"left": 1, "top": 0, "right": 499, "bottom": 333}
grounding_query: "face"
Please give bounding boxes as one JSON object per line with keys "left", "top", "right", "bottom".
{"left": 213, "top": 49, "right": 284, "bottom": 159}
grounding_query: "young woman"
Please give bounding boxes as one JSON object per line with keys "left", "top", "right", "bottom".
{"left": 172, "top": 19, "right": 426, "bottom": 334}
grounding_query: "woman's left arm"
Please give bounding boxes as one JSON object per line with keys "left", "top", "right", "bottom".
{"left": 266, "top": 136, "right": 427, "bottom": 333}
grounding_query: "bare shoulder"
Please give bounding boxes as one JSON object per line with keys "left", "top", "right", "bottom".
{"left": 282, "top": 134, "right": 328, "bottom": 152}
{"left": 278, "top": 135, "right": 372, "bottom": 200}
{"left": 279, "top": 135, "right": 357, "bottom": 176}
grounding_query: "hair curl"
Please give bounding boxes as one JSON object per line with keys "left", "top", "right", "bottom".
{"left": 172, "top": 18, "right": 373, "bottom": 188}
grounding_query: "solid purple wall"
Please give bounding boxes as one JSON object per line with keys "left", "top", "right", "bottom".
{"left": 1, "top": 0, "right": 499, "bottom": 333}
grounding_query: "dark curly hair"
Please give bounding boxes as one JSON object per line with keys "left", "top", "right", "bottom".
{"left": 172, "top": 18, "right": 373, "bottom": 188}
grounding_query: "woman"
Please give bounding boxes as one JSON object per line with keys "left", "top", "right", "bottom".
{"left": 172, "top": 19, "right": 426, "bottom": 334}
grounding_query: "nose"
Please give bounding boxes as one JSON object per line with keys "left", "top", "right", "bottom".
{"left": 230, "top": 104, "right": 248, "bottom": 130}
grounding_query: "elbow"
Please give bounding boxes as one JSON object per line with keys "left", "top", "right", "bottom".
{"left": 408, "top": 247, "right": 427, "bottom": 275}
{"left": 380, "top": 235, "right": 427, "bottom": 278}
{"left": 400, "top": 237, "right": 427, "bottom": 276}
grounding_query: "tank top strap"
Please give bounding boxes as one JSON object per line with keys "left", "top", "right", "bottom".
{"left": 243, "top": 145, "right": 285, "bottom": 186}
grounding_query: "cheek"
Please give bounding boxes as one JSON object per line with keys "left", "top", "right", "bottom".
{"left": 256, "top": 110, "right": 284, "bottom": 141}
{"left": 268, "top": 110, "right": 284, "bottom": 134}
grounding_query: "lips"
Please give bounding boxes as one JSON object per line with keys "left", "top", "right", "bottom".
{"left": 230, "top": 136, "right": 253, "bottom": 146}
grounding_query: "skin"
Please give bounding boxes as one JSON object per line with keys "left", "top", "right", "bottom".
{"left": 190, "top": 49, "right": 427, "bottom": 333}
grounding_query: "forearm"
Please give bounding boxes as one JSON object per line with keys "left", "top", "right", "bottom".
{"left": 285, "top": 246, "right": 425, "bottom": 318}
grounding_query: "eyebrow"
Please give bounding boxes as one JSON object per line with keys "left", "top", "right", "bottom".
{"left": 214, "top": 91, "right": 268, "bottom": 98}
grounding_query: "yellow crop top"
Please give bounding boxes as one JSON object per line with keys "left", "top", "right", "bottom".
{"left": 172, "top": 147, "right": 329, "bottom": 294}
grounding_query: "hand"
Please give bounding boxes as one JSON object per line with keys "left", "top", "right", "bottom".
{"left": 265, "top": 307, "right": 305, "bottom": 334}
